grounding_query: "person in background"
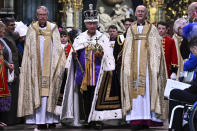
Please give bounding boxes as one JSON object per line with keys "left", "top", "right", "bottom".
{"left": 188, "top": 2, "right": 197, "bottom": 23}
{"left": 60, "top": 28, "right": 81, "bottom": 127}
{"left": 124, "top": 18, "right": 133, "bottom": 37}
{"left": 172, "top": 18, "right": 188, "bottom": 80}
{"left": 56, "top": 30, "right": 72, "bottom": 118}
{"left": 180, "top": 2, "right": 197, "bottom": 61}
{"left": 157, "top": 21, "right": 178, "bottom": 79}
{"left": 0, "top": 22, "right": 14, "bottom": 130}
{"left": 108, "top": 25, "right": 124, "bottom": 78}
{"left": 17, "top": 6, "right": 66, "bottom": 130}
{"left": 121, "top": 5, "right": 167, "bottom": 130}
{"left": 1, "top": 17, "right": 21, "bottom": 125}
{"left": 68, "top": 29, "right": 80, "bottom": 43}
{"left": 169, "top": 22, "right": 197, "bottom": 131}
{"left": 15, "top": 21, "right": 28, "bottom": 67}
{"left": 60, "top": 30, "right": 71, "bottom": 58}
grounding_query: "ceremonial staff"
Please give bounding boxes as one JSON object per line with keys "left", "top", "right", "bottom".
{"left": 67, "top": 32, "right": 84, "bottom": 74}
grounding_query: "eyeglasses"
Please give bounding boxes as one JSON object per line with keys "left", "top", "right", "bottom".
{"left": 136, "top": 10, "right": 145, "bottom": 13}
{"left": 37, "top": 13, "right": 48, "bottom": 17}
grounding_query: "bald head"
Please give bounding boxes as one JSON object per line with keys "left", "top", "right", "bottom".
{"left": 188, "top": 2, "right": 197, "bottom": 22}
{"left": 135, "top": 5, "right": 147, "bottom": 14}
{"left": 135, "top": 5, "right": 147, "bottom": 24}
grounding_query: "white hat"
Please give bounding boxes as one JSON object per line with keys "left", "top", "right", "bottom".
{"left": 15, "top": 21, "right": 28, "bottom": 37}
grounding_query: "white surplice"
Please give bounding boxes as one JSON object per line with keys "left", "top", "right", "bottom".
{"left": 26, "top": 97, "right": 59, "bottom": 124}
{"left": 26, "top": 25, "right": 59, "bottom": 124}
{"left": 126, "top": 25, "right": 163, "bottom": 123}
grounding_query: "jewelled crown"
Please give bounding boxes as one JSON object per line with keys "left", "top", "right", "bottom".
{"left": 84, "top": 4, "right": 98, "bottom": 23}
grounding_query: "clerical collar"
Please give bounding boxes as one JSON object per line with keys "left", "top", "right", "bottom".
{"left": 39, "top": 23, "right": 47, "bottom": 28}
{"left": 137, "top": 22, "right": 145, "bottom": 26}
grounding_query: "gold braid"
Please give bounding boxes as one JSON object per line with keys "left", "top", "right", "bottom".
{"left": 117, "top": 35, "right": 124, "bottom": 45}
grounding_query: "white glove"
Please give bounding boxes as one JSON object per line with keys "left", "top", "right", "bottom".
{"left": 170, "top": 73, "right": 177, "bottom": 80}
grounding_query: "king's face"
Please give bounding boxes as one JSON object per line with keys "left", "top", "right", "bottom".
{"left": 86, "top": 22, "right": 98, "bottom": 35}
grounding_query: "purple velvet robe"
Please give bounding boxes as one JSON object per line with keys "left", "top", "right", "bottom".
{"left": 76, "top": 47, "right": 101, "bottom": 86}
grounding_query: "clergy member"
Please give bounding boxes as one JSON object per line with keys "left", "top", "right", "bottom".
{"left": 172, "top": 18, "right": 188, "bottom": 80}
{"left": 121, "top": 5, "right": 167, "bottom": 130}
{"left": 17, "top": 6, "right": 66, "bottom": 130}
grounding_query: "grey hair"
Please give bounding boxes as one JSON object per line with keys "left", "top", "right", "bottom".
{"left": 36, "top": 6, "right": 49, "bottom": 15}
{"left": 173, "top": 18, "right": 188, "bottom": 34}
{"left": 135, "top": 5, "right": 148, "bottom": 16}
{"left": 0, "top": 22, "right": 6, "bottom": 31}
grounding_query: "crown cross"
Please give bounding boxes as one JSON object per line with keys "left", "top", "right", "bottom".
{"left": 89, "top": 4, "right": 93, "bottom": 10}
{"left": 95, "top": 37, "right": 99, "bottom": 44}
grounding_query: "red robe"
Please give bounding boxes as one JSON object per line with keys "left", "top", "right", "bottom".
{"left": 0, "top": 44, "right": 10, "bottom": 97}
{"left": 162, "top": 35, "right": 178, "bottom": 78}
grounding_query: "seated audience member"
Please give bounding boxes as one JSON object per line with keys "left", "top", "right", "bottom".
{"left": 182, "top": 52, "right": 197, "bottom": 82}
{"left": 169, "top": 22, "right": 197, "bottom": 131}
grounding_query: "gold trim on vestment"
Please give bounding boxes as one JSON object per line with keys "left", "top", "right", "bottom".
{"left": 93, "top": 51, "right": 95, "bottom": 85}
{"left": 51, "top": 49, "right": 64, "bottom": 82}
{"left": 173, "top": 34, "right": 183, "bottom": 79}
{"left": 117, "top": 35, "right": 124, "bottom": 45}
{"left": 31, "top": 21, "right": 53, "bottom": 97}
{"left": 116, "top": 36, "right": 124, "bottom": 62}
{"left": 89, "top": 47, "right": 93, "bottom": 85}
{"left": 96, "top": 71, "right": 120, "bottom": 109}
{"left": 81, "top": 47, "right": 88, "bottom": 92}
{"left": 81, "top": 45, "right": 97, "bottom": 92}
{"left": 130, "top": 22, "right": 152, "bottom": 98}
{"left": 105, "top": 72, "right": 119, "bottom": 101}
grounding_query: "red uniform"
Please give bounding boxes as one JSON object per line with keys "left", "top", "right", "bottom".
{"left": 162, "top": 35, "right": 178, "bottom": 78}
{"left": 64, "top": 44, "right": 71, "bottom": 58}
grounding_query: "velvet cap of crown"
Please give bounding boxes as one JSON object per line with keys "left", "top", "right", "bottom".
{"left": 84, "top": 4, "right": 98, "bottom": 23}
